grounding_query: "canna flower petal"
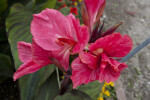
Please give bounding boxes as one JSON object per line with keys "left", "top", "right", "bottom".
{"left": 50, "top": 14, "right": 89, "bottom": 70}
{"left": 32, "top": 39, "right": 52, "bottom": 66}
{"left": 66, "top": 14, "right": 89, "bottom": 54}
{"left": 13, "top": 60, "right": 42, "bottom": 81}
{"left": 99, "top": 53, "right": 127, "bottom": 82}
{"left": 89, "top": 33, "right": 133, "bottom": 58}
{"left": 72, "top": 25, "right": 89, "bottom": 54}
{"left": 13, "top": 40, "right": 52, "bottom": 80}
{"left": 81, "top": 0, "right": 105, "bottom": 30}
{"left": 31, "top": 9, "right": 71, "bottom": 51}
{"left": 31, "top": 9, "right": 89, "bottom": 52}
{"left": 79, "top": 52, "right": 98, "bottom": 69}
{"left": 51, "top": 45, "right": 70, "bottom": 70}
{"left": 109, "top": 57, "right": 128, "bottom": 72}
{"left": 71, "top": 57, "right": 99, "bottom": 88}
{"left": 17, "top": 42, "right": 32, "bottom": 63}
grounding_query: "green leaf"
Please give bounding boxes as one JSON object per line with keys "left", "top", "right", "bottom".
{"left": 53, "top": 89, "right": 92, "bottom": 100}
{"left": 53, "top": 92, "right": 83, "bottom": 100}
{"left": 70, "top": 90, "right": 92, "bottom": 100}
{"left": 33, "top": 71, "right": 59, "bottom": 100}
{"left": 6, "top": 3, "right": 56, "bottom": 100}
{"left": 34, "top": 0, "right": 57, "bottom": 13}
{"left": 26, "top": 65, "right": 56, "bottom": 100}
{"left": 42, "top": 0, "right": 57, "bottom": 9}
{"left": 59, "top": 7, "right": 70, "bottom": 16}
{"left": 0, "top": 53, "right": 13, "bottom": 84}
{"left": 25, "top": 0, "right": 36, "bottom": 9}
{"left": 78, "top": 81, "right": 104, "bottom": 100}
{"left": 18, "top": 65, "right": 55, "bottom": 100}
{"left": 6, "top": 4, "right": 33, "bottom": 64}
{"left": 0, "top": 0, "right": 8, "bottom": 14}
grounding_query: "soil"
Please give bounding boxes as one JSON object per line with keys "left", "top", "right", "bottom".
{"left": 104, "top": 0, "right": 150, "bottom": 100}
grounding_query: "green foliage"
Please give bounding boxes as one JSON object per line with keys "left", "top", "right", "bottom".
{"left": 0, "top": 0, "right": 14, "bottom": 84}
{"left": 33, "top": 71, "right": 59, "bottom": 100}
{"left": 0, "top": 53, "right": 13, "bottom": 84}
{"left": 54, "top": 89, "right": 93, "bottom": 100}
{"left": 59, "top": 7, "right": 70, "bottom": 16}
{"left": 0, "top": 0, "right": 8, "bottom": 14}
{"left": 26, "top": 65, "right": 56, "bottom": 100}
{"left": 6, "top": 4, "right": 33, "bottom": 63}
{"left": 78, "top": 81, "right": 104, "bottom": 100}
{"left": 54, "top": 92, "right": 83, "bottom": 100}
{"left": 42, "top": 0, "right": 57, "bottom": 10}
{"left": 33, "top": 0, "right": 57, "bottom": 13}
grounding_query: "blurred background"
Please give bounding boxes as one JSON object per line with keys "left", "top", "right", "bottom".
{"left": 0, "top": 0, "right": 150, "bottom": 100}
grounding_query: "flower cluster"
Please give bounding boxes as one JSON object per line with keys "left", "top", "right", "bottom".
{"left": 13, "top": 0, "right": 133, "bottom": 89}
{"left": 97, "top": 82, "right": 115, "bottom": 100}
{"left": 57, "top": 0, "right": 81, "bottom": 15}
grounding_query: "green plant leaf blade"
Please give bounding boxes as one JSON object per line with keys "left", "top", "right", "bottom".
{"left": 33, "top": 0, "right": 57, "bottom": 13}
{"left": 78, "top": 81, "right": 103, "bottom": 100}
{"left": 0, "top": 0, "right": 8, "bottom": 14}
{"left": 0, "top": 53, "right": 13, "bottom": 84}
{"left": 53, "top": 92, "right": 83, "bottom": 100}
{"left": 33, "top": 71, "right": 59, "bottom": 100}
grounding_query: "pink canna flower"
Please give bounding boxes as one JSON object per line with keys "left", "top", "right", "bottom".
{"left": 31, "top": 9, "right": 89, "bottom": 70}
{"left": 81, "top": 0, "right": 105, "bottom": 32}
{"left": 71, "top": 57, "right": 100, "bottom": 88}
{"left": 71, "top": 33, "right": 133, "bottom": 88}
{"left": 13, "top": 40, "right": 52, "bottom": 81}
